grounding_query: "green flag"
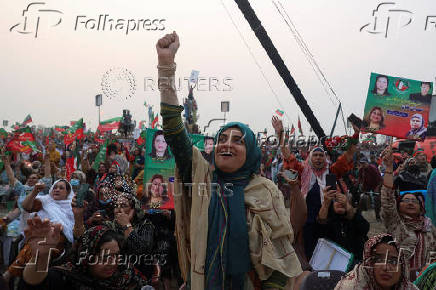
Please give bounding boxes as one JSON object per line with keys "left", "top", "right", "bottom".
{"left": 92, "top": 139, "right": 109, "bottom": 171}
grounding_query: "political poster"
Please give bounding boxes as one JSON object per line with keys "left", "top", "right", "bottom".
{"left": 143, "top": 129, "right": 175, "bottom": 211}
{"left": 143, "top": 128, "right": 209, "bottom": 211}
{"left": 362, "top": 73, "right": 433, "bottom": 140}
{"left": 426, "top": 96, "right": 436, "bottom": 137}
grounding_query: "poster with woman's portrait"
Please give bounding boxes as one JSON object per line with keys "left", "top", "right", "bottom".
{"left": 145, "top": 129, "right": 175, "bottom": 169}
{"left": 142, "top": 130, "right": 206, "bottom": 211}
{"left": 143, "top": 168, "right": 175, "bottom": 211}
{"left": 362, "top": 73, "right": 433, "bottom": 140}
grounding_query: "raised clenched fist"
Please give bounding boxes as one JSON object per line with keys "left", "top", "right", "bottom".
{"left": 156, "top": 31, "right": 180, "bottom": 65}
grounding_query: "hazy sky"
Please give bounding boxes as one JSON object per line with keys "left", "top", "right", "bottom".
{"left": 1, "top": 0, "right": 435, "bottom": 135}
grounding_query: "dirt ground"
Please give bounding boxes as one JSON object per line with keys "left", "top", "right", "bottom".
{"left": 362, "top": 209, "right": 386, "bottom": 238}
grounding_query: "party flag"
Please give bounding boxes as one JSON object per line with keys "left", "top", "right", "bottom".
{"left": 22, "top": 114, "right": 32, "bottom": 126}
{"left": 275, "top": 109, "right": 284, "bottom": 117}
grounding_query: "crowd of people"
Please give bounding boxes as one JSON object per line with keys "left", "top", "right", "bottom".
{"left": 0, "top": 31, "right": 435, "bottom": 290}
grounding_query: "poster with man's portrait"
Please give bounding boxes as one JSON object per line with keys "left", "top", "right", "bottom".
{"left": 362, "top": 73, "right": 433, "bottom": 140}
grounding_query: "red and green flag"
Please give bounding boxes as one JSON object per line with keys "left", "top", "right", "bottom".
{"left": 0, "top": 128, "right": 8, "bottom": 139}
{"left": 290, "top": 124, "right": 295, "bottom": 135}
{"left": 64, "top": 118, "right": 84, "bottom": 145}
{"left": 138, "top": 120, "right": 146, "bottom": 130}
{"left": 94, "top": 128, "right": 105, "bottom": 144}
{"left": 55, "top": 125, "right": 69, "bottom": 133}
{"left": 92, "top": 139, "right": 109, "bottom": 171}
{"left": 22, "top": 114, "right": 32, "bottom": 126}
{"left": 6, "top": 127, "right": 38, "bottom": 154}
{"left": 275, "top": 109, "right": 284, "bottom": 117}
{"left": 98, "top": 117, "right": 122, "bottom": 133}
{"left": 66, "top": 143, "right": 80, "bottom": 180}
{"left": 12, "top": 122, "right": 20, "bottom": 130}
{"left": 151, "top": 114, "right": 159, "bottom": 129}
{"left": 298, "top": 116, "right": 303, "bottom": 135}
{"left": 136, "top": 130, "right": 146, "bottom": 146}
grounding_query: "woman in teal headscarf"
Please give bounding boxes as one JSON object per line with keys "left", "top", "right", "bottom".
{"left": 156, "top": 31, "right": 301, "bottom": 290}
{"left": 205, "top": 122, "right": 260, "bottom": 289}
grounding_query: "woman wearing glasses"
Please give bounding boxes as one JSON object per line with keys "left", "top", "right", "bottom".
{"left": 335, "top": 233, "right": 418, "bottom": 289}
{"left": 380, "top": 147, "right": 436, "bottom": 281}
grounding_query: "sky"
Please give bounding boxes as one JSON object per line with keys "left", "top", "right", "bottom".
{"left": 1, "top": 0, "right": 436, "bottom": 136}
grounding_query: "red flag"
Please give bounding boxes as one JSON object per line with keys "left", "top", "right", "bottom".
{"left": 290, "top": 124, "right": 295, "bottom": 135}
{"left": 138, "top": 120, "right": 146, "bottom": 130}
{"left": 6, "top": 127, "right": 38, "bottom": 154}
{"left": 136, "top": 130, "right": 146, "bottom": 146}
{"left": 298, "top": 116, "right": 303, "bottom": 135}
{"left": 97, "top": 117, "right": 122, "bottom": 133}
{"left": 64, "top": 118, "right": 84, "bottom": 146}
{"left": 66, "top": 145, "right": 80, "bottom": 181}
{"left": 94, "top": 129, "right": 105, "bottom": 144}
{"left": 151, "top": 115, "right": 159, "bottom": 129}
{"left": 55, "top": 126, "right": 68, "bottom": 133}
{"left": 22, "top": 114, "right": 32, "bottom": 126}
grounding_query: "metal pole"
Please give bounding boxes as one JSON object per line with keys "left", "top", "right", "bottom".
{"left": 224, "top": 112, "right": 227, "bottom": 125}
{"left": 98, "top": 106, "right": 101, "bottom": 125}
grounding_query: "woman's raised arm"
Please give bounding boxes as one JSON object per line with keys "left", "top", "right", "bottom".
{"left": 157, "top": 32, "right": 193, "bottom": 183}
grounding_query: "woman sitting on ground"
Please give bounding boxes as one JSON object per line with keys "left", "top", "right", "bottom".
{"left": 7, "top": 179, "right": 73, "bottom": 280}
{"left": 334, "top": 233, "right": 418, "bottom": 289}
{"left": 20, "top": 217, "right": 147, "bottom": 289}
{"left": 316, "top": 186, "right": 369, "bottom": 264}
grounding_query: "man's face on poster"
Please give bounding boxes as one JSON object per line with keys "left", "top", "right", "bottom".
{"left": 204, "top": 139, "right": 214, "bottom": 154}
{"left": 421, "top": 83, "right": 431, "bottom": 96}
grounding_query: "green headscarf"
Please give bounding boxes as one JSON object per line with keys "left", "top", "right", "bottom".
{"left": 205, "top": 122, "right": 261, "bottom": 289}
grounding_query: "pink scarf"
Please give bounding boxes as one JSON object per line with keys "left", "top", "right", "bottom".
{"left": 301, "top": 148, "right": 329, "bottom": 198}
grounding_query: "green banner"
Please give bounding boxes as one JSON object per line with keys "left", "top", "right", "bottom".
{"left": 143, "top": 129, "right": 208, "bottom": 211}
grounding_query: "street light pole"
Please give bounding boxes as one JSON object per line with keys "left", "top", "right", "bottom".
{"left": 221, "top": 101, "right": 230, "bottom": 126}
{"left": 96, "top": 94, "right": 102, "bottom": 126}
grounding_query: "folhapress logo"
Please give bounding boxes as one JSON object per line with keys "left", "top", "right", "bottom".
{"left": 9, "top": 2, "right": 63, "bottom": 38}
{"left": 74, "top": 15, "right": 166, "bottom": 35}
{"left": 10, "top": 2, "right": 166, "bottom": 38}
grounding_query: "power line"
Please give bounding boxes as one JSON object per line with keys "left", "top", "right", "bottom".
{"left": 273, "top": 0, "right": 349, "bottom": 133}
{"left": 271, "top": 0, "right": 335, "bottom": 106}
{"left": 220, "top": 0, "right": 294, "bottom": 125}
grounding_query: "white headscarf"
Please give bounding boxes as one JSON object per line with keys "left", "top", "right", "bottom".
{"left": 301, "top": 147, "right": 330, "bottom": 203}
{"left": 34, "top": 179, "right": 75, "bottom": 243}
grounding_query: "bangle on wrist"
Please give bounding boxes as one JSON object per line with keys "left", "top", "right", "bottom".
{"left": 384, "top": 171, "right": 393, "bottom": 174}
{"left": 157, "top": 62, "right": 176, "bottom": 70}
{"left": 121, "top": 223, "right": 132, "bottom": 231}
